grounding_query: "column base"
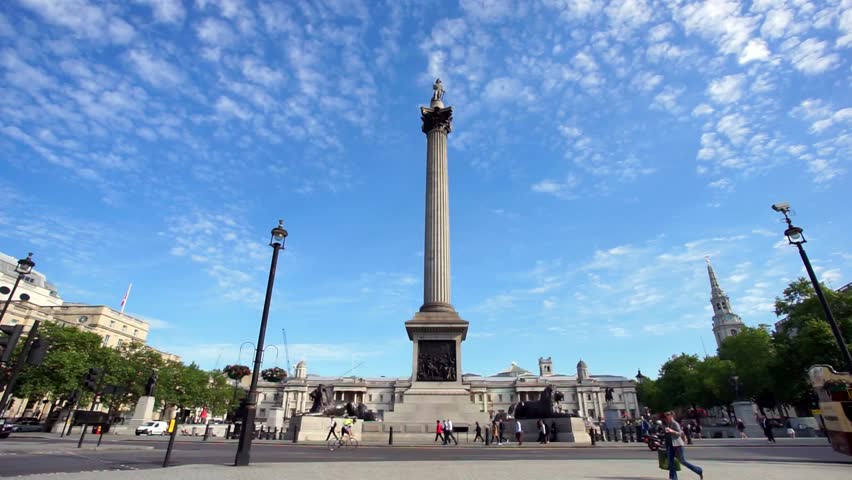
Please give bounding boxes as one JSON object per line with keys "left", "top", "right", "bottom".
{"left": 419, "top": 302, "right": 456, "bottom": 313}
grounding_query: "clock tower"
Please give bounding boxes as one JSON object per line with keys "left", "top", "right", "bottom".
{"left": 706, "top": 257, "right": 745, "bottom": 350}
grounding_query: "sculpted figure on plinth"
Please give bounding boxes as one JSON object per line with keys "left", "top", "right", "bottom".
{"left": 507, "top": 385, "right": 572, "bottom": 419}
{"left": 432, "top": 78, "right": 444, "bottom": 102}
{"left": 304, "top": 384, "right": 376, "bottom": 420}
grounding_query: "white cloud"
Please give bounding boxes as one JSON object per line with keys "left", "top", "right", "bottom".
{"left": 631, "top": 71, "right": 663, "bottom": 92}
{"left": 708, "top": 74, "right": 746, "bottom": 104}
{"left": 651, "top": 85, "right": 685, "bottom": 114}
{"left": 215, "top": 96, "right": 252, "bottom": 120}
{"left": 708, "top": 178, "right": 733, "bottom": 191}
{"left": 531, "top": 176, "right": 580, "bottom": 199}
{"left": 608, "top": 326, "right": 630, "bottom": 337}
{"left": 789, "top": 38, "right": 840, "bottom": 74}
{"left": 136, "top": 0, "right": 186, "bottom": 24}
{"left": 128, "top": 49, "right": 183, "bottom": 87}
{"left": 739, "top": 38, "right": 770, "bottom": 63}
{"left": 761, "top": 7, "right": 793, "bottom": 39}
{"left": 197, "top": 17, "right": 235, "bottom": 46}
{"left": 692, "top": 103, "right": 714, "bottom": 116}
{"left": 717, "top": 113, "right": 750, "bottom": 145}
{"left": 18, "top": 0, "right": 107, "bottom": 39}
{"left": 108, "top": 18, "right": 136, "bottom": 44}
{"left": 459, "top": 0, "right": 514, "bottom": 21}
{"left": 677, "top": 0, "right": 758, "bottom": 56}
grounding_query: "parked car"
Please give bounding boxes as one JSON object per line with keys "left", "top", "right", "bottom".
{"left": 9, "top": 420, "right": 44, "bottom": 432}
{"left": 0, "top": 418, "right": 12, "bottom": 439}
{"left": 135, "top": 421, "right": 169, "bottom": 436}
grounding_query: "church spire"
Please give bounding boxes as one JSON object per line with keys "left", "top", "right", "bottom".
{"left": 705, "top": 257, "right": 744, "bottom": 349}
{"left": 706, "top": 256, "right": 724, "bottom": 297}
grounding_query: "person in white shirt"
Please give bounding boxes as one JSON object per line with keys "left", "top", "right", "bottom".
{"left": 515, "top": 419, "right": 523, "bottom": 446}
{"left": 445, "top": 419, "right": 458, "bottom": 445}
{"left": 325, "top": 418, "right": 338, "bottom": 442}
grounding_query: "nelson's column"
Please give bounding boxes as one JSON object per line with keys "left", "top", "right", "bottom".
{"left": 384, "top": 79, "right": 487, "bottom": 424}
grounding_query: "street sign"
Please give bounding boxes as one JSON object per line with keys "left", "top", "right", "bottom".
{"left": 168, "top": 418, "right": 176, "bottom": 433}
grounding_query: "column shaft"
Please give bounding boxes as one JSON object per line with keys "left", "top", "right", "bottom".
{"left": 422, "top": 128, "right": 452, "bottom": 311}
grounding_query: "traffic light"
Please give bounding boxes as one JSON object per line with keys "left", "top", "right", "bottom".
{"left": 26, "top": 337, "right": 50, "bottom": 365}
{"left": 0, "top": 324, "right": 24, "bottom": 363}
{"left": 83, "top": 368, "right": 103, "bottom": 391}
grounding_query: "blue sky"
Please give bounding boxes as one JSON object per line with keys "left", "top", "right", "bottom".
{"left": 1, "top": 0, "right": 851, "bottom": 381}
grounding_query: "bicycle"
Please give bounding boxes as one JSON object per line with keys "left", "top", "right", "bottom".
{"left": 327, "top": 436, "right": 360, "bottom": 451}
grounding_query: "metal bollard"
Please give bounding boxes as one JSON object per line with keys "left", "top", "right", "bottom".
{"left": 622, "top": 426, "right": 628, "bottom": 443}
{"left": 292, "top": 424, "right": 299, "bottom": 444}
{"left": 203, "top": 424, "right": 211, "bottom": 441}
{"left": 389, "top": 426, "right": 394, "bottom": 445}
{"left": 590, "top": 428, "right": 596, "bottom": 445}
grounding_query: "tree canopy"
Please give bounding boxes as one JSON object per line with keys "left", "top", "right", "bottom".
{"left": 642, "top": 277, "right": 852, "bottom": 416}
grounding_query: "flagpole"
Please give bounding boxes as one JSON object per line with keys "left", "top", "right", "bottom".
{"left": 120, "top": 283, "right": 133, "bottom": 314}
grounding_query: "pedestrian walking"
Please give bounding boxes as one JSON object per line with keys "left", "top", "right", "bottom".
{"left": 760, "top": 416, "right": 776, "bottom": 444}
{"left": 515, "top": 419, "right": 523, "bottom": 446}
{"left": 537, "top": 419, "right": 548, "bottom": 443}
{"left": 736, "top": 418, "right": 747, "bottom": 438}
{"left": 442, "top": 419, "right": 449, "bottom": 445}
{"left": 786, "top": 421, "right": 796, "bottom": 439}
{"left": 474, "top": 422, "right": 484, "bottom": 443}
{"left": 434, "top": 420, "right": 443, "bottom": 443}
{"left": 550, "top": 420, "right": 558, "bottom": 442}
{"left": 663, "top": 411, "right": 703, "bottom": 480}
{"left": 446, "top": 419, "right": 458, "bottom": 445}
{"left": 325, "top": 418, "right": 338, "bottom": 442}
{"left": 683, "top": 420, "right": 693, "bottom": 445}
{"left": 491, "top": 419, "right": 499, "bottom": 445}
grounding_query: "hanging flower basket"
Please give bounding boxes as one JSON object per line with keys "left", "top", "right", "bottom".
{"left": 223, "top": 364, "right": 251, "bottom": 380}
{"left": 261, "top": 367, "right": 287, "bottom": 383}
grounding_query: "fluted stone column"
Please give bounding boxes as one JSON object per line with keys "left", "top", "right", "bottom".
{"left": 420, "top": 102, "right": 454, "bottom": 313}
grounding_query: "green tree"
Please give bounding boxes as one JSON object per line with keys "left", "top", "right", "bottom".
{"left": 718, "top": 326, "right": 777, "bottom": 410}
{"left": 14, "top": 323, "right": 105, "bottom": 401}
{"left": 772, "top": 277, "right": 852, "bottom": 413}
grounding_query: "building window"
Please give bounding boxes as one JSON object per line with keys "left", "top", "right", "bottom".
{"left": 470, "top": 394, "right": 475, "bottom": 402}
{"left": 380, "top": 394, "right": 384, "bottom": 402}
{"left": 730, "top": 329, "right": 738, "bottom": 336}
{"left": 369, "top": 394, "right": 373, "bottom": 402}
{"left": 133, "top": 329, "right": 138, "bottom": 337}
{"left": 122, "top": 325, "right": 126, "bottom": 332}
{"left": 498, "top": 394, "right": 503, "bottom": 402}
{"left": 586, "top": 393, "right": 591, "bottom": 400}
{"left": 488, "top": 394, "right": 492, "bottom": 401}
{"left": 478, "top": 394, "right": 483, "bottom": 402}
{"left": 103, "top": 335, "right": 110, "bottom": 346}
{"left": 618, "top": 394, "right": 623, "bottom": 400}
{"left": 259, "top": 408, "right": 266, "bottom": 417}
{"left": 117, "top": 339, "right": 123, "bottom": 347}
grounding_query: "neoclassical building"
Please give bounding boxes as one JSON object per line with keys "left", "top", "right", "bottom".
{"left": 255, "top": 357, "right": 640, "bottom": 423}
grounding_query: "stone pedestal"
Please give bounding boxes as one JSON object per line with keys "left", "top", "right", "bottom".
{"left": 266, "top": 407, "right": 285, "bottom": 430}
{"left": 732, "top": 401, "right": 763, "bottom": 437}
{"left": 124, "top": 396, "right": 156, "bottom": 432}
{"left": 604, "top": 407, "right": 623, "bottom": 429}
{"left": 284, "top": 415, "right": 362, "bottom": 442}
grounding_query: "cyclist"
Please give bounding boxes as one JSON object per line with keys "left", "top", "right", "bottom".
{"left": 341, "top": 417, "right": 355, "bottom": 441}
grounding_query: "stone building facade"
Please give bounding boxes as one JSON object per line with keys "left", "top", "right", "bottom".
{"left": 254, "top": 358, "right": 639, "bottom": 424}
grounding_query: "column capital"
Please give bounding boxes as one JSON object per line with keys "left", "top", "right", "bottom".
{"left": 421, "top": 105, "right": 453, "bottom": 134}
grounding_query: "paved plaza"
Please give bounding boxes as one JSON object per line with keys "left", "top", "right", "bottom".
{"left": 2, "top": 435, "right": 849, "bottom": 478}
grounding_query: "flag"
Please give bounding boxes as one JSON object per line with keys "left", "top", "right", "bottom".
{"left": 120, "top": 283, "right": 132, "bottom": 314}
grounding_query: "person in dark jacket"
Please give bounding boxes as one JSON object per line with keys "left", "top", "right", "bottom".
{"left": 473, "top": 422, "right": 484, "bottom": 442}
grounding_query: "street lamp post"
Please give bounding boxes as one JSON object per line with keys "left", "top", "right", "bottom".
{"left": 0, "top": 253, "right": 36, "bottom": 324}
{"left": 234, "top": 220, "right": 288, "bottom": 467}
{"left": 772, "top": 202, "right": 852, "bottom": 373}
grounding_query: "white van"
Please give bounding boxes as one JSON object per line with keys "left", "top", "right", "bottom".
{"left": 135, "top": 421, "right": 169, "bottom": 436}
